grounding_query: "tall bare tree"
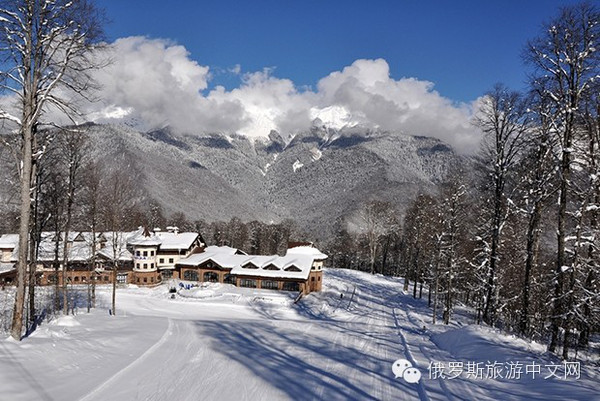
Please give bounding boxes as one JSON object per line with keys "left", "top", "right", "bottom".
{"left": 357, "top": 200, "right": 397, "bottom": 275}
{"left": 524, "top": 2, "right": 600, "bottom": 354}
{"left": 474, "top": 84, "right": 529, "bottom": 326}
{"left": 55, "top": 128, "right": 88, "bottom": 314}
{"left": 100, "top": 168, "right": 141, "bottom": 316}
{"left": 81, "top": 160, "right": 102, "bottom": 311}
{"left": 0, "top": 0, "right": 105, "bottom": 340}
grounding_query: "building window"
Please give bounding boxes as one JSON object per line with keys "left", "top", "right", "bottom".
{"left": 261, "top": 280, "right": 278, "bottom": 290}
{"left": 159, "top": 258, "right": 164, "bottom": 264}
{"left": 311, "top": 277, "right": 315, "bottom": 282}
{"left": 117, "top": 274, "right": 127, "bottom": 284}
{"left": 150, "top": 263, "right": 154, "bottom": 269}
{"left": 151, "top": 277, "right": 154, "bottom": 283}
{"left": 143, "top": 263, "right": 148, "bottom": 269}
{"left": 203, "top": 271, "right": 219, "bottom": 283}
{"left": 240, "top": 279, "right": 257, "bottom": 288}
{"left": 137, "top": 278, "right": 140, "bottom": 283}
{"left": 104, "top": 276, "right": 109, "bottom": 282}
{"left": 223, "top": 274, "right": 236, "bottom": 285}
{"left": 136, "top": 250, "right": 140, "bottom": 257}
{"left": 183, "top": 270, "right": 198, "bottom": 281}
{"left": 144, "top": 277, "right": 147, "bottom": 283}
{"left": 74, "top": 276, "right": 79, "bottom": 282}
{"left": 318, "top": 277, "right": 321, "bottom": 281}
{"left": 169, "top": 258, "right": 174, "bottom": 264}
{"left": 162, "top": 270, "right": 173, "bottom": 279}
{"left": 150, "top": 250, "right": 155, "bottom": 256}
{"left": 143, "top": 251, "right": 148, "bottom": 257}
{"left": 282, "top": 282, "right": 300, "bottom": 292}
{"left": 48, "top": 274, "right": 57, "bottom": 284}
{"left": 136, "top": 263, "right": 140, "bottom": 269}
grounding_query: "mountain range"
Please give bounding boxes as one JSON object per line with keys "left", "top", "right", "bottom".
{"left": 87, "top": 123, "right": 461, "bottom": 239}
{"left": 0, "top": 123, "right": 463, "bottom": 240}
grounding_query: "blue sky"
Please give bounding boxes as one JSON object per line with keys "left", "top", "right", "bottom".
{"left": 96, "top": 0, "right": 582, "bottom": 103}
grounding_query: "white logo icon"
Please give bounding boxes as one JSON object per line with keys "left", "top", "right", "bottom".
{"left": 392, "top": 359, "right": 422, "bottom": 383}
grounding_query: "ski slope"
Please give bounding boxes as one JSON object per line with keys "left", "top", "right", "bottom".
{"left": 0, "top": 269, "right": 598, "bottom": 401}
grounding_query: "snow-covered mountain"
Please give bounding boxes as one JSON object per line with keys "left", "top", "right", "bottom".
{"left": 1, "top": 123, "right": 462, "bottom": 238}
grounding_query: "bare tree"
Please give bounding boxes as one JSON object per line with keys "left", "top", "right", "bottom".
{"left": 474, "top": 84, "right": 529, "bottom": 326}
{"left": 55, "top": 128, "right": 88, "bottom": 314}
{"left": 0, "top": 0, "right": 105, "bottom": 340}
{"left": 357, "top": 200, "right": 397, "bottom": 275}
{"left": 524, "top": 2, "right": 600, "bottom": 354}
{"left": 100, "top": 168, "right": 141, "bottom": 316}
{"left": 515, "top": 86, "right": 558, "bottom": 336}
{"left": 80, "top": 160, "right": 102, "bottom": 311}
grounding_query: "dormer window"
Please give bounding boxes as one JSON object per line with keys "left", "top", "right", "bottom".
{"left": 285, "top": 265, "right": 301, "bottom": 272}
{"left": 264, "top": 264, "right": 280, "bottom": 271}
{"left": 242, "top": 262, "right": 259, "bottom": 269}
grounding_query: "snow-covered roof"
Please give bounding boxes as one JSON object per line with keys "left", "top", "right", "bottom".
{"left": 96, "top": 245, "right": 133, "bottom": 262}
{"left": 203, "top": 245, "right": 240, "bottom": 255}
{"left": 0, "top": 234, "right": 18, "bottom": 249}
{"left": 155, "top": 232, "right": 199, "bottom": 250}
{"left": 177, "top": 245, "right": 327, "bottom": 280}
{"left": 127, "top": 228, "right": 162, "bottom": 246}
{"left": 176, "top": 247, "right": 248, "bottom": 268}
{"left": 287, "top": 245, "right": 328, "bottom": 260}
{"left": 1, "top": 230, "right": 138, "bottom": 263}
{"left": 0, "top": 262, "right": 15, "bottom": 274}
{"left": 126, "top": 228, "right": 199, "bottom": 250}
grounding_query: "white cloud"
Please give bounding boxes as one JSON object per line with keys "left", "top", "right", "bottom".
{"left": 85, "top": 37, "right": 481, "bottom": 153}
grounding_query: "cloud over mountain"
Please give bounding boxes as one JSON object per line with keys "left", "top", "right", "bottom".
{"left": 87, "top": 36, "right": 481, "bottom": 153}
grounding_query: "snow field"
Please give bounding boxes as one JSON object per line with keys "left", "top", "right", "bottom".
{"left": 0, "top": 269, "right": 598, "bottom": 401}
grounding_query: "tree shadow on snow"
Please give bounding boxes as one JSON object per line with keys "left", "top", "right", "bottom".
{"left": 196, "top": 318, "right": 417, "bottom": 400}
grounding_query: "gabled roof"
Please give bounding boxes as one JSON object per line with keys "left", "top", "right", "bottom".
{"left": 176, "top": 245, "right": 327, "bottom": 280}
{"left": 127, "top": 228, "right": 162, "bottom": 246}
{"left": 155, "top": 232, "right": 199, "bottom": 250}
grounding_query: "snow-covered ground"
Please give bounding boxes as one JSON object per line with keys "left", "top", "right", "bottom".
{"left": 0, "top": 269, "right": 598, "bottom": 401}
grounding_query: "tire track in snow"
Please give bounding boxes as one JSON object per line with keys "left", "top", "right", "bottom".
{"left": 79, "top": 318, "right": 173, "bottom": 401}
{"left": 393, "top": 308, "right": 430, "bottom": 401}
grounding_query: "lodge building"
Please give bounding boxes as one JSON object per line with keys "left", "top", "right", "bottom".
{"left": 0, "top": 227, "right": 326, "bottom": 295}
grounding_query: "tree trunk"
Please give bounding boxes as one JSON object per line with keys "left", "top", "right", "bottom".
{"left": 111, "top": 264, "right": 117, "bottom": 316}
{"left": 412, "top": 248, "right": 420, "bottom": 299}
{"left": 10, "top": 121, "right": 34, "bottom": 341}
{"left": 61, "top": 170, "right": 76, "bottom": 315}
{"left": 550, "top": 135, "right": 572, "bottom": 353}
{"left": 483, "top": 182, "right": 503, "bottom": 325}
{"left": 520, "top": 202, "right": 542, "bottom": 335}
{"left": 443, "top": 257, "right": 453, "bottom": 325}
{"left": 53, "top": 233, "right": 60, "bottom": 312}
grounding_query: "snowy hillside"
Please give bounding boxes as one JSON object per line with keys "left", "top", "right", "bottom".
{"left": 0, "top": 269, "right": 597, "bottom": 401}
{"left": 0, "top": 123, "right": 460, "bottom": 239}
{"left": 0, "top": 122, "right": 462, "bottom": 240}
